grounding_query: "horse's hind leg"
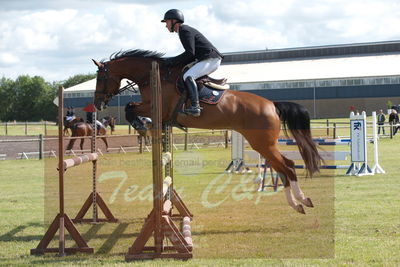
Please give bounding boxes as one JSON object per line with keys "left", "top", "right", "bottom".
{"left": 242, "top": 130, "right": 308, "bottom": 214}
{"left": 266, "top": 150, "right": 307, "bottom": 214}
{"left": 281, "top": 156, "right": 314, "bottom": 208}
{"left": 66, "top": 138, "right": 76, "bottom": 151}
{"left": 98, "top": 129, "right": 109, "bottom": 151}
{"left": 101, "top": 137, "right": 109, "bottom": 150}
{"left": 80, "top": 138, "right": 85, "bottom": 151}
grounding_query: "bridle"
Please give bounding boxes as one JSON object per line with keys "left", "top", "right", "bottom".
{"left": 95, "top": 62, "right": 139, "bottom": 103}
{"left": 95, "top": 61, "right": 177, "bottom": 107}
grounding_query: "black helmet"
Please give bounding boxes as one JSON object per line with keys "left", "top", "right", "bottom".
{"left": 161, "top": 9, "right": 184, "bottom": 23}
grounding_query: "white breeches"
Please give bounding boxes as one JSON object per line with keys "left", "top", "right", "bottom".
{"left": 95, "top": 120, "right": 104, "bottom": 128}
{"left": 183, "top": 57, "right": 221, "bottom": 80}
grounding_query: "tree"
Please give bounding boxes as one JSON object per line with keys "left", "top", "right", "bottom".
{"left": 9, "top": 76, "right": 54, "bottom": 121}
{"left": 0, "top": 73, "right": 95, "bottom": 122}
{"left": 0, "top": 77, "right": 15, "bottom": 121}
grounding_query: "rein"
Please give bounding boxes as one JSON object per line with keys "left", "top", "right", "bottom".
{"left": 96, "top": 63, "right": 140, "bottom": 100}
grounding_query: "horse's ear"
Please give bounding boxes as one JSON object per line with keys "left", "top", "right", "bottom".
{"left": 92, "top": 59, "right": 103, "bottom": 68}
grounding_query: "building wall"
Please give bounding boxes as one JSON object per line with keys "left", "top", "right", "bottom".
{"left": 245, "top": 83, "right": 400, "bottom": 118}
{"left": 65, "top": 95, "right": 141, "bottom": 124}
{"left": 295, "top": 97, "right": 400, "bottom": 118}
{"left": 65, "top": 85, "right": 400, "bottom": 122}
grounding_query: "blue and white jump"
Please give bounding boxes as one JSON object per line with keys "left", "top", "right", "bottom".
{"left": 225, "top": 111, "right": 385, "bottom": 190}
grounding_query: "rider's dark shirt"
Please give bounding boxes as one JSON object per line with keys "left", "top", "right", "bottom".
{"left": 86, "top": 112, "right": 93, "bottom": 124}
{"left": 168, "top": 24, "right": 223, "bottom": 66}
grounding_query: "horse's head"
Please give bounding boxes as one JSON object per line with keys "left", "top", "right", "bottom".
{"left": 92, "top": 59, "right": 121, "bottom": 111}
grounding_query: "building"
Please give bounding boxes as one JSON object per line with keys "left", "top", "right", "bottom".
{"left": 64, "top": 40, "right": 400, "bottom": 122}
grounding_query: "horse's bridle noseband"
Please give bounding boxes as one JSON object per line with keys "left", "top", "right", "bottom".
{"left": 95, "top": 62, "right": 139, "bottom": 103}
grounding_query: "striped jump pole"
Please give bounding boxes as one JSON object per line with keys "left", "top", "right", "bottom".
{"left": 125, "top": 61, "right": 193, "bottom": 261}
{"left": 31, "top": 86, "right": 93, "bottom": 256}
{"left": 72, "top": 103, "right": 117, "bottom": 224}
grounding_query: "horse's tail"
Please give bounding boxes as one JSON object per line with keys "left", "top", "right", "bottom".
{"left": 273, "top": 101, "right": 323, "bottom": 177}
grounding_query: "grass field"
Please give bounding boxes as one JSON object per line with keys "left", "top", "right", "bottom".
{"left": 0, "top": 122, "right": 231, "bottom": 137}
{"left": 1, "top": 126, "right": 400, "bottom": 266}
{"left": 0, "top": 116, "right": 366, "bottom": 137}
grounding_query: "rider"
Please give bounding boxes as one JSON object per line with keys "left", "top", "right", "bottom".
{"left": 83, "top": 103, "right": 104, "bottom": 130}
{"left": 65, "top": 106, "right": 75, "bottom": 122}
{"left": 161, "top": 9, "right": 223, "bottom": 117}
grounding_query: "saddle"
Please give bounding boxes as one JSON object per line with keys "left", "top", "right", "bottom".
{"left": 176, "top": 75, "right": 228, "bottom": 105}
{"left": 196, "top": 76, "right": 229, "bottom": 90}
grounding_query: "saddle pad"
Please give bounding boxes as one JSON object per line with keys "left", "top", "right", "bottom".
{"left": 198, "top": 85, "right": 226, "bottom": 104}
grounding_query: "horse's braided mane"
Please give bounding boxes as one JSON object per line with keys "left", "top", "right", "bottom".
{"left": 104, "top": 49, "right": 166, "bottom": 63}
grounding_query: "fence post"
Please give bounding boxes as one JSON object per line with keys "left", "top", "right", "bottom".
{"left": 25, "top": 121, "right": 28, "bottom": 135}
{"left": 5, "top": 122, "right": 7, "bottom": 135}
{"left": 139, "top": 136, "right": 143, "bottom": 153}
{"left": 326, "top": 119, "right": 329, "bottom": 136}
{"left": 39, "top": 134, "right": 44, "bottom": 160}
{"left": 333, "top": 123, "right": 336, "bottom": 139}
{"left": 224, "top": 130, "right": 229, "bottom": 149}
{"left": 390, "top": 122, "right": 393, "bottom": 139}
{"left": 184, "top": 132, "right": 188, "bottom": 151}
{"left": 44, "top": 121, "right": 47, "bottom": 135}
{"left": 128, "top": 124, "right": 131, "bottom": 135}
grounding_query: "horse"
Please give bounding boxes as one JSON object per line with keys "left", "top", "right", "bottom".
{"left": 66, "top": 120, "right": 109, "bottom": 151}
{"left": 137, "top": 115, "right": 152, "bottom": 146}
{"left": 92, "top": 49, "right": 323, "bottom": 214}
{"left": 63, "top": 116, "right": 84, "bottom": 136}
{"left": 100, "top": 116, "right": 116, "bottom": 134}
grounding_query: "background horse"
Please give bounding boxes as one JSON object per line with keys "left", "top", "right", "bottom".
{"left": 92, "top": 49, "right": 323, "bottom": 214}
{"left": 101, "top": 116, "right": 116, "bottom": 134}
{"left": 137, "top": 115, "right": 152, "bottom": 146}
{"left": 66, "top": 120, "right": 109, "bottom": 151}
{"left": 63, "top": 116, "right": 84, "bottom": 136}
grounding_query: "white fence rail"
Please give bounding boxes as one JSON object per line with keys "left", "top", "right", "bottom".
{"left": 0, "top": 121, "right": 56, "bottom": 136}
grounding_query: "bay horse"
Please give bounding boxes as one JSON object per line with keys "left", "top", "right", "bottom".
{"left": 66, "top": 120, "right": 109, "bottom": 151}
{"left": 101, "top": 116, "right": 116, "bottom": 134}
{"left": 137, "top": 115, "right": 152, "bottom": 146}
{"left": 92, "top": 49, "right": 323, "bottom": 214}
{"left": 63, "top": 116, "right": 84, "bottom": 136}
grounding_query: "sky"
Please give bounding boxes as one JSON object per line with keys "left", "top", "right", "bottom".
{"left": 1, "top": 0, "right": 400, "bottom": 82}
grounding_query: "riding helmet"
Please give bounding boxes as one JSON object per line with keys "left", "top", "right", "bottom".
{"left": 161, "top": 9, "right": 184, "bottom": 23}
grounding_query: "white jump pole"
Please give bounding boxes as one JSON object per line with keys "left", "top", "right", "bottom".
{"left": 371, "top": 111, "right": 385, "bottom": 174}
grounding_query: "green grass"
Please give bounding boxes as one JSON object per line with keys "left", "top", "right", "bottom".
{"left": 0, "top": 123, "right": 228, "bottom": 137}
{"left": 0, "top": 133, "right": 399, "bottom": 266}
{"left": 0, "top": 116, "right": 368, "bottom": 137}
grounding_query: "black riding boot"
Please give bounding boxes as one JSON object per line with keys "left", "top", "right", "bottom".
{"left": 184, "top": 76, "right": 201, "bottom": 117}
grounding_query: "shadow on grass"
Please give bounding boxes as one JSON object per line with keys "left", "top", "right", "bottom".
{"left": 0, "top": 222, "right": 43, "bottom": 242}
{"left": 0, "top": 221, "right": 138, "bottom": 246}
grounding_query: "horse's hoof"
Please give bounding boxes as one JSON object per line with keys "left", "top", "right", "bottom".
{"left": 294, "top": 205, "right": 306, "bottom": 214}
{"left": 303, "top": 197, "right": 314, "bottom": 208}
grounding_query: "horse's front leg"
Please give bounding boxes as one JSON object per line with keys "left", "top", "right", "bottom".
{"left": 125, "top": 102, "right": 151, "bottom": 130}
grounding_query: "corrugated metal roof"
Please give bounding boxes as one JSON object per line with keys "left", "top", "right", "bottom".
{"left": 64, "top": 78, "right": 135, "bottom": 92}
{"left": 222, "top": 40, "right": 400, "bottom": 63}
{"left": 215, "top": 54, "right": 400, "bottom": 83}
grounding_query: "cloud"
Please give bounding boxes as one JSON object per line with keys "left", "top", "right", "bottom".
{"left": 0, "top": 0, "right": 187, "bottom": 11}
{"left": 211, "top": 0, "right": 400, "bottom": 47}
{"left": 1, "top": 0, "right": 400, "bottom": 82}
{"left": 0, "top": 53, "right": 20, "bottom": 67}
